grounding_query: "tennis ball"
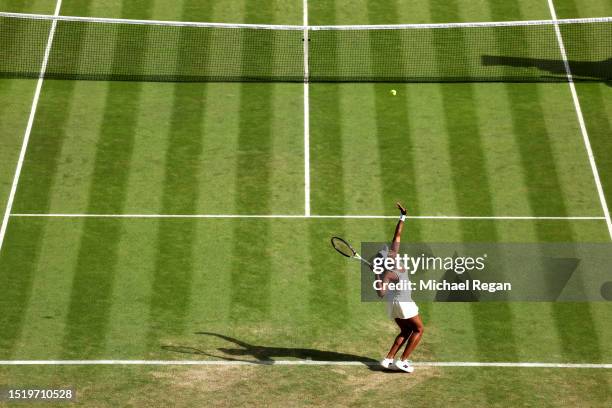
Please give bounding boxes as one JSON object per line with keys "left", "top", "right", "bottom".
{"left": 390, "top": 89, "right": 397, "bottom": 96}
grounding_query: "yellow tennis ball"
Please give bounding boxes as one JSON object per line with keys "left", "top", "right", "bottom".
{"left": 390, "top": 89, "right": 397, "bottom": 96}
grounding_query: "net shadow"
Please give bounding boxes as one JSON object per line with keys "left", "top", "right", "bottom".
{"left": 482, "top": 55, "right": 612, "bottom": 83}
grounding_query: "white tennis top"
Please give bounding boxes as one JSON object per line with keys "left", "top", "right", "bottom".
{"left": 392, "top": 269, "right": 413, "bottom": 302}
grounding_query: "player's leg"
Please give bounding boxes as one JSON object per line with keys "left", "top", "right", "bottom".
{"left": 399, "top": 314, "right": 424, "bottom": 361}
{"left": 386, "top": 318, "right": 412, "bottom": 358}
{"left": 381, "top": 318, "right": 411, "bottom": 369}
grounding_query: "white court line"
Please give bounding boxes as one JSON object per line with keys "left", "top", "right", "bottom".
{"left": 547, "top": 0, "right": 612, "bottom": 241}
{"left": 2, "top": 11, "right": 610, "bottom": 29}
{"left": 303, "top": 0, "right": 311, "bottom": 216}
{"left": 0, "top": 360, "right": 609, "bottom": 368}
{"left": 9, "top": 213, "right": 604, "bottom": 220}
{"left": 0, "top": 0, "right": 63, "bottom": 254}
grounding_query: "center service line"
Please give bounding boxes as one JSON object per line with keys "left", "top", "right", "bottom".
{"left": 303, "top": 0, "right": 311, "bottom": 217}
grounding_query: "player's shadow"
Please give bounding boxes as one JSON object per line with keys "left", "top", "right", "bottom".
{"left": 162, "top": 332, "right": 388, "bottom": 372}
{"left": 481, "top": 55, "right": 612, "bottom": 84}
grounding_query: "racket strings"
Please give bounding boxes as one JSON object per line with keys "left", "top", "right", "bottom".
{"left": 331, "top": 237, "right": 355, "bottom": 257}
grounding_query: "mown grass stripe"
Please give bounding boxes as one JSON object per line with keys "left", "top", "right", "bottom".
{"left": 437, "top": 86, "right": 497, "bottom": 218}
{"left": 498, "top": 0, "right": 606, "bottom": 372}
{"left": 186, "top": 220, "right": 234, "bottom": 328}
{"left": 59, "top": 103, "right": 136, "bottom": 358}
{"left": 41, "top": 82, "right": 108, "bottom": 213}
{"left": 61, "top": 1, "right": 148, "bottom": 358}
{"left": 306, "top": 3, "right": 350, "bottom": 336}
{"left": 268, "top": 84, "right": 305, "bottom": 214}
{"left": 308, "top": 219, "right": 349, "bottom": 334}
{"left": 120, "top": 81, "right": 174, "bottom": 213}
{"left": 336, "top": 89, "right": 385, "bottom": 214}
{"left": 263, "top": 220, "right": 312, "bottom": 338}
{"left": 551, "top": 0, "right": 580, "bottom": 19}
{"left": 0, "top": 219, "right": 45, "bottom": 358}
{"left": 473, "top": 82, "right": 533, "bottom": 216}
{"left": 309, "top": 4, "right": 346, "bottom": 214}
{"left": 329, "top": 3, "right": 385, "bottom": 215}
{"left": 228, "top": 1, "right": 277, "bottom": 322}
{"left": 571, "top": 83, "right": 612, "bottom": 225}
{"left": 365, "top": 0, "right": 431, "bottom": 326}
{"left": 147, "top": 87, "right": 204, "bottom": 336}
{"left": 120, "top": 0, "right": 180, "bottom": 217}
{"left": 0, "top": 0, "right": 72, "bottom": 360}
{"left": 0, "top": 108, "right": 58, "bottom": 358}
{"left": 406, "top": 85, "right": 462, "bottom": 240}
{"left": 149, "top": 216, "right": 198, "bottom": 338}
{"left": 484, "top": 0, "right": 564, "bottom": 370}
{"left": 96, "top": 222, "right": 151, "bottom": 357}
{"left": 567, "top": 0, "right": 612, "bottom": 17}
{"left": 0, "top": 80, "right": 10, "bottom": 127}
{"left": 11, "top": 84, "right": 77, "bottom": 214}
{"left": 306, "top": 0, "right": 334, "bottom": 25}
{"left": 551, "top": 0, "right": 612, "bottom": 364}
{"left": 497, "top": 3, "right": 605, "bottom": 365}
{"left": 146, "top": 0, "right": 211, "bottom": 347}
{"left": 507, "top": 87, "right": 576, "bottom": 223}
{"left": 429, "top": 1, "right": 524, "bottom": 403}
{"left": 366, "top": 1, "right": 420, "bottom": 227}
{"left": 309, "top": 83, "right": 343, "bottom": 214}
{"left": 10, "top": 0, "right": 86, "bottom": 215}
{"left": 0, "top": 79, "right": 44, "bottom": 217}
{"left": 195, "top": 84, "right": 241, "bottom": 213}
{"left": 430, "top": 7, "right": 496, "bottom": 222}
{"left": 14, "top": 219, "right": 84, "bottom": 358}
{"left": 229, "top": 103, "right": 274, "bottom": 321}
{"left": 0, "top": 0, "right": 33, "bottom": 12}
{"left": 307, "top": 99, "right": 351, "bottom": 330}
{"left": 369, "top": 84, "right": 420, "bottom": 210}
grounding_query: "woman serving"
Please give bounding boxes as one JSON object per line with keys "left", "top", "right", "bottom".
{"left": 374, "top": 203, "right": 424, "bottom": 373}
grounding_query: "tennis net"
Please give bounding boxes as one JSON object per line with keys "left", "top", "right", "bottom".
{"left": 1, "top": 12, "right": 610, "bottom": 82}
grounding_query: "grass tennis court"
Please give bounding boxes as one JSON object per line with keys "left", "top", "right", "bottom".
{"left": 0, "top": 0, "right": 611, "bottom": 406}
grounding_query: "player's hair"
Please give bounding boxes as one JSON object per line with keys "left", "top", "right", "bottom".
{"left": 368, "top": 253, "right": 387, "bottom": 273}
{"left": 368, "top": 252, "right": 383, "bottom": 270}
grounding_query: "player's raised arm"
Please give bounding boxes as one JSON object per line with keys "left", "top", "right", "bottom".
{"left": 390, "top": 202, "right": 407, "bottom": 254}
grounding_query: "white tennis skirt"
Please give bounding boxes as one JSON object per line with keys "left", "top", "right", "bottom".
{"left": 388, "top": 300, "right": 419, "bottom": 320}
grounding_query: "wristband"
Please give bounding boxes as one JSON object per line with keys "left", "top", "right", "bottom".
{"left": 399, "top": 214, "right": 406, "bottom": 221}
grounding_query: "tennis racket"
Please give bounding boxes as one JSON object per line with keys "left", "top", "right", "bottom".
{"left": 331, "top": 236, "right": 371, "bottom": 267}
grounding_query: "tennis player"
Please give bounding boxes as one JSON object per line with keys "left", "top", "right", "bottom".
{"left": 374, "top": 203, "right": 424, "bottom": 373}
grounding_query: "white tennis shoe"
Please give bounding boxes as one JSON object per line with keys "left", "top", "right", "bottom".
{"left": 394, "top": 359, "right": 414, "bottom": 373}
{"left": 380, "top": 358, "right": 398, "bottom": 370}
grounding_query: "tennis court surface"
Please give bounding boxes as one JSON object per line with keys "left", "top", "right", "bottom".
{"left": 0, "top": 0, "right": 611, "bottom": 406}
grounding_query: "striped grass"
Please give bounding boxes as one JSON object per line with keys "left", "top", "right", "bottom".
{"left": 0, "top": 0, "right": 611, "bottom": 407}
